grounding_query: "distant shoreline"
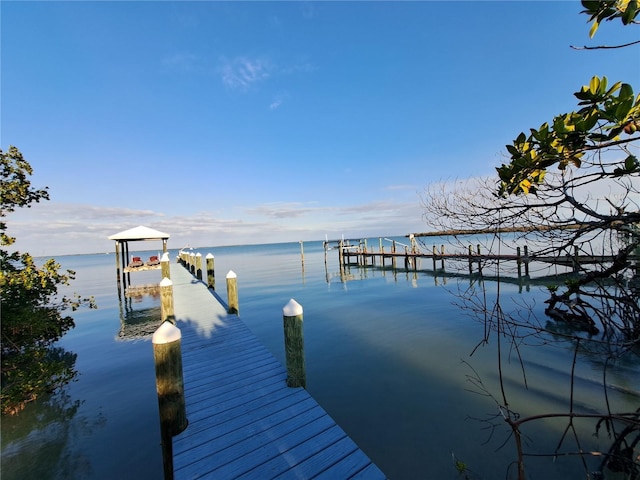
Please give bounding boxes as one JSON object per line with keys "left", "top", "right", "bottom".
{"left": 409, "top": 224, "right": 583, "bottom": 237}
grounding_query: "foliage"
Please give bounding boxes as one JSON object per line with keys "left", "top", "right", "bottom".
{"left": 1, "top": 146, "right": 95, "bottom": 415}
{"left": 422, "top": 2, "right": 639, "bottom": 478}
{"left": 581, "top": 0, "right": 639, "bottom": 38}
{"left": 497, "top": 76, "right": 639, "bottom": 197}
{"left": 498, "top": 0, "right": 639, "bottom": 197}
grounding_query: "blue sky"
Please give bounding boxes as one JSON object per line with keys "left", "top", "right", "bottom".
{"left": 2, "top": 1, "right": 638, "bottom": 255}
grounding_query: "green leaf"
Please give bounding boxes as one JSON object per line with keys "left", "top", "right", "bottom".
{"left": 597, "top": 76, "right": 608, "bottom": 95}
{"left": 616, "top": 98, "right": 633, "bottom": 120}
{"left": 589, "top": 19, "right": 599, "bottom": 37}
{"left": 605, "top": 81, "right": 622, "bottom": 97}
{"left": 589, "top": 76, "right": 600, "bottom": 95}
{"left": 622, "top": 0, "right": 638, "bottom": 24}
{"left": 582, "top": 112, "right": 599, "bottom": 130}
{"left": 619, "top": 83, "right": 634, "bottom": 100}
{"left": 625, "top": 154, "right": 639, "bottom": 171}
{"left": 506, "top": 144, "right": 520, "bottom": 157}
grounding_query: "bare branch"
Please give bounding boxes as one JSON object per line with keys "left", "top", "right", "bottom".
{"left": 570, "top": 39, "right": 640, "bottom": 49}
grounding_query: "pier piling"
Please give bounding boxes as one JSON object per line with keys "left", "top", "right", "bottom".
{"left": 206, "top": 253, "right": 215, "bottom": 289}
{"left": 282, "top": 299, "right": 306, "bottom": 388}
{"left": 152, "top": 321, "right": 187, "bottom": 480}
{"left": 195, "top": 253, "right": 202, "bottom": 280}
{"left": 160, "top": 277, "right": 175, "bottom": 324}
{"left": 189, "top": 253, "right": 195, "bottom": 275}
{"left": 226, "top": 270, "right": 239, "bottom": 315}
{"left": 161, "top": 252, "right": 171, "bottom": 280}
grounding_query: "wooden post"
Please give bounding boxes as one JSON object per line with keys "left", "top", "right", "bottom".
{"left": 468, "top": 244, "right": 473, "bottom": 274}
{"left": 152, "top": 321, "right": 188, "bottom": 480}
{"left": 282, "top": 299, "right": 305, "bottom": 388}
{"left": 440, "top": 244, "right": 445, "bottom": 269}
{"left": 363, "top": 239, "right": 368, "bottom": 266}
{"left": 206, "top": 253, "right": 215, "bottom": 290}
{"left": 195, "top": 253, "right": 203, "bottom": 280}
{"left": 189, "top": 253, "right": 195, "bottom": 275}
{"left": 115, "top": 242, "right": 121, "bottom": 281}
{"left": 392, "top": 240, "right": 397, "bottom": 269}
{"left": 161, "top": 252, "right": 171, "bottom": 280}
{"left": 300, "top": 241, "right": 305, "bottom": 267}
{"left": 432, "top": 245, "right": 437, "bottom": 270}
{"left": 125, "top": 242, "right": 131, "bottom": 288}
{"left": 119, "top": 241, "right": 127, "bottom": 288}
{"left": 517, "top": 246, "right": 522, "bottom": 277}
{"left": 323, "top": 241, "right": 328, "bottom": 266}
{"left": 226, "top": 270, "right": 239, "bottom": 315}
{"left": 160, "top": 278, "right": 175, "bottom": 324}
{"left": 524, "top": 245, "right": 529, "bottom": 276}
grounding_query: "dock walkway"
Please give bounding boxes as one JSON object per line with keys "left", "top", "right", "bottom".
{"left": 169, "top": 262, "right": 386, "bottom": 479}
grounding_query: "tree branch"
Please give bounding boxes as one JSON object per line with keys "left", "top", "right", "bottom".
{"left": 570, "top": 39, "right": 640, "bottom": 50}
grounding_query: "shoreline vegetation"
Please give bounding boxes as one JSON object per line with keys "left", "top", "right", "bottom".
{"left": 409, "top": 224, "right": 583, "bottom": 237}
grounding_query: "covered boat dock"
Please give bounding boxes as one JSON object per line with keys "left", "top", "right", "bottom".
{"left": 108, "top": 225, "right": 170, "bottom": 293}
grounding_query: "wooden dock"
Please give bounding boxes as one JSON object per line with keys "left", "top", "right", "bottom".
{"left": 335, "top": 239, "right": 636, "bottom": 275}
{"left": 169, "top": 261, "right": 386, "bottom": 479}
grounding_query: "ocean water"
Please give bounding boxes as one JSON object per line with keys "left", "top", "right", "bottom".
{"left": 1, "top": 237, "right": 638, "bottom": 479}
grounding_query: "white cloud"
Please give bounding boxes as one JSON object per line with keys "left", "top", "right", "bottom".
{"left": 5, "top": 197, "right": 425, "bottom": 257}
{"left": 219, "top": 56, "right": 271, "bottom": 90}
{"left": 269, "top": 97, "right": 283, "bottom": 109}
{"left": 269, "top": 92, "right": 290, "bottom": 110}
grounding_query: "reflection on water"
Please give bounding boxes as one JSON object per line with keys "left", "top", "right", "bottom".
{"left": 2, "top": 390, "right": 101, "bottom": 479}
{"left": 2, "top": 240, "right": 638, "bottom": 479}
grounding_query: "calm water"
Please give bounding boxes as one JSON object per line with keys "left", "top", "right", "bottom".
{"left": 2, "top": 237, "right": 638, "bottom": 479}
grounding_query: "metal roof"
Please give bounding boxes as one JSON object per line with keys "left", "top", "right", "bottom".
{"left": 108, "top": 225, "right": 170, "bottom": 241}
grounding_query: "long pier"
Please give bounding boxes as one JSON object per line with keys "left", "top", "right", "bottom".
{"left": 168, "top": 260, "right": 386, "bottom": 479}
{"left": 332, "top": 238, "right": 633, "bottom": 276}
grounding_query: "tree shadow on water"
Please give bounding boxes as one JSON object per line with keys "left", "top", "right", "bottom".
{"left": 1, "top": 378, "right": 106, "bottom": 480}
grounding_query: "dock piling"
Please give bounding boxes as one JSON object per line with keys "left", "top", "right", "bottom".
{"left": 152, "top": 321, "right": 188, "bottom": 480}
{"left": 226, "top": 270, "right": 239, "bottom": 314}
{"left": 206, "top": 253, "right": 215, "bottom": 290}
{"left": 282, "top": 299, "right": 306, "bottom": 388}
{"left": 195, "top": 253, "right": 203, "bottom": 280}
{"left": 161, "top": 252, "right": 171, "bottom": 280}
{"left": 432, "top": 245, "right": 437, "bottom": 270}
{"left": 160, "top": 277, "right": 175, "bottom": 324}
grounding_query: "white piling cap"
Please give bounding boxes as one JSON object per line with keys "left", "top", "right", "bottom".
{"left": 189, "top": 252, "right": 195, "bottom": 257}
{"left": 283, "top": 298, "right": 303, "bottom": 316}
{"left": 196, "top": 252, "right": 202, "bottom": 257}
{"left": 160, "top": 277, "right": 173, "bottom": 287}
{"left": 161, "top": 252, "right": 170, "bottom": 262}
{"left": 152, "top": 321, "right": 181, "bottom": 344}
{"left": 206, "top": 253, "right": 214, "bottom": 259}
{"left": 226, "top": 270, "right": 237, "bottom": 279}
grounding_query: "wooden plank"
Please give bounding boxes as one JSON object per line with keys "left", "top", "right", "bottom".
{"left": 176, "top": 402, "right": 331, "bottom": 477}
{"left": 169, "top": 262, "right": 386, "bottom": 479}
{"left": 174, "top": 391, "right": 312, "bottom": 454}
{"left": 238, "top": 424, "right": 347, "bottom": 479}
